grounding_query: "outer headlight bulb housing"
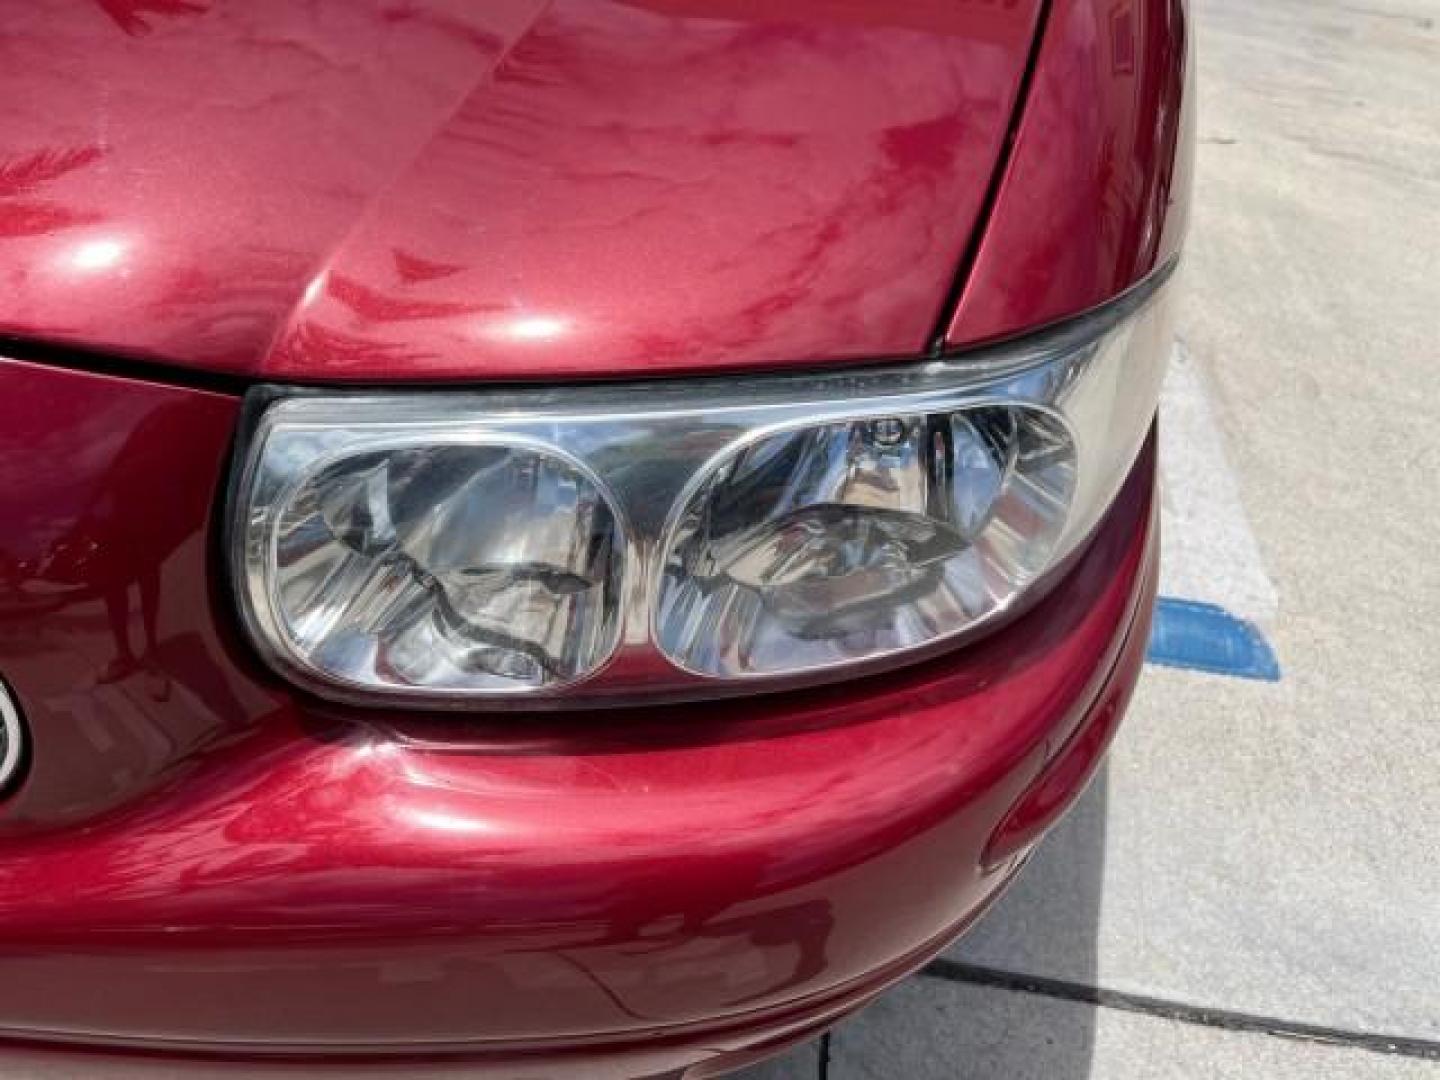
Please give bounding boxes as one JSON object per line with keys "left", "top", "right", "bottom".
{"left": 655, "top": 407, "right": 1075, "bottom": 678}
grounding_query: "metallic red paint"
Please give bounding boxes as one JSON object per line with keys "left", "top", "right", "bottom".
{"left": 945, "top": 0, "right": 1194, "bottom": 346}
{"left": 0, "top": 361, "right": 255, "bottom": 829}
{"left": 0, "top": 0, "right": 1042, "bottom": 382}
{"left": 0, "top": 355, "right": 1160, "bottom": 1072}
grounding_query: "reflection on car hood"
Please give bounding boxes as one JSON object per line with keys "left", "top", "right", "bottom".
{"left": 0, "top": 0, "right": 1040, "bottom": 381}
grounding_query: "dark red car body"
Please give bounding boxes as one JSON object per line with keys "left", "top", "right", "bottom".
{"left": 0, "top": 1, "right": 1190, "bottom": 1075}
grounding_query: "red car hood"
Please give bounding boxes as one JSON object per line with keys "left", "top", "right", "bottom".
{"left": 0, "top": 0, "right": 1041, "bottom": 381}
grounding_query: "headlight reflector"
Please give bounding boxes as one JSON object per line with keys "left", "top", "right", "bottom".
{"left": 655, "top": 407, "right": 1075, "bottom": 677}
{"left": 262, "top": 440, "right": 626, "bottom": 695}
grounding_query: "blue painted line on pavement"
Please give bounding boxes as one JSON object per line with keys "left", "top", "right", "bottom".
{"left": 1146, "top": 596, "right": 1281, "bottom": 681}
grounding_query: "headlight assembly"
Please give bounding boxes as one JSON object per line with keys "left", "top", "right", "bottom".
{"left": 231, "top": 263, "right": 1174, "bottom": 708}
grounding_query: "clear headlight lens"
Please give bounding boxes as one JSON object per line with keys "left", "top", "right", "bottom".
{"left": 232, "top": 266, "right": 1173, "bottom": 707}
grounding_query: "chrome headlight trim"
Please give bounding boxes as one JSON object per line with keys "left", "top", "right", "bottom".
{"left": 229, "top": 260, "right": 1175, "bottom": 709}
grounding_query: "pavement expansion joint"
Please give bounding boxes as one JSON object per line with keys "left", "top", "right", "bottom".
{"left": 919, "top": 960, "right": 1440, "bottom": 1063}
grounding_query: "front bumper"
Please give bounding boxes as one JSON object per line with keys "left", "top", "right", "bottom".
{"left": 0, "top": 356, "right": 1157, "bottom": 1076}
